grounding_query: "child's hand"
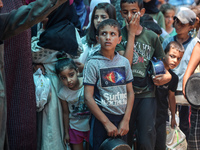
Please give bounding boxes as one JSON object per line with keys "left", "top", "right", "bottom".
{"left": 64, "top": 133, "right": 70, "bottom": 144}
{"left": 171, "top": 117, "right": 177, "bottom": 129}
{"left": 125, "top": 12, "right": 140, "bottom": 36}
{"left": 118, "top": 119, "right": 129, "bottom": 136}
{"left": 33, "top": 64, "right": 46, "bottom": 75}
{"left": 104, "top": 121, "right": 118, "bottom": 137}
{"left": 153, "top": 73, "right": 172, "bottom": 86}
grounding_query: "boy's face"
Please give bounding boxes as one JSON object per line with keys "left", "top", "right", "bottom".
{"left": 174, "top": 18, "right": 193, "bottom": 35}
{"left": 120, "top": 2, "right": 145, "bottom": 24}
{"left": 96, "top": 25, "right": 122, "bottom": 52}
{"left": 165, "top": 47, "right": 184, "bottom": 69}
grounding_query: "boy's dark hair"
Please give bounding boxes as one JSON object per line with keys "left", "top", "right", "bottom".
{"left": 164, "top": 41, "right": 184, "bottom": 54}
{"left": 120, "top": 0, "right": 143, "bottom": 10}
{"left": 55, "top": 53, "right": 77, "bottom": 75}
{"left": 160, "top": 3, "right": 176, "bottom": 16}
{"left": 96, "top": 19, "right": 121, "bottom": 36}
{"left": 86, "top": 3, "right": 116, "bottom": 47}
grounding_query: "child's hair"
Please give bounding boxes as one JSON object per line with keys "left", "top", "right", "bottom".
{"left": 96, "top": 19, "right": 121, "bottom": 36}
{"left": 120, "top": 0, "right": 143, "bottom": 10}
{"left": 86, "top": 3, "right": 116, "bottom": 47}
{"left": 159, "top": 3, "right": 176, "bottom": 16}
{"left": 55, "top": 53, "right": 78, "bottom": 75}
{"left": 191, "top": 5, "right": 200, "bottom": 20}
{"left": 164, "top": 41, "right": 184, "bottom": 54}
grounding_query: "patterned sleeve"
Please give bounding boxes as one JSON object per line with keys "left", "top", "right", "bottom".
{"left": 124, "top": 58, "right": 133, "bottom": 83}
{"left": 83, "top": 60, "right": 98, "bottom": 85}
{"left": 115, "top": 41, "right": 126, "bottom": 52}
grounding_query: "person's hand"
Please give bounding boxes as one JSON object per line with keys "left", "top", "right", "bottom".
{"left": 33, "top": 64, "right": 46, "bottom": 75}
{"left": 118, "top": 119, "right": 129, "bottom": 136}
{"left": 104, "top": 121, "right": 118, "bottom": 137}
{"left": 171, "top": 117, "right": 177, "bottom": 129}
{"left": 153, "top": 73, "right": 172, "bottom": 86}
{"left": 125, "top": 12, "right": 140, "bottom": 36}
{"left": 64, "top": 132, "right": 70, "bottom": 144}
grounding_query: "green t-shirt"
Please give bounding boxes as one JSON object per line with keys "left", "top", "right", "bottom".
{"left": 115, "top": 27, "right": 165, "bottom": 98}
{"left": 149, "top": 11, "right": 166, "bottom": 30}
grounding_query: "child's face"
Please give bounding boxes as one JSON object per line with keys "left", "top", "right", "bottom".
{"left": 174, "top": 18, "right": 193, "bottom": 35}
{"left": 120, "top": 2, "right": 145, "bottom": 24}
{"left": 59, "top": 68, "right": 79, "bottom": 90}
{"left": 165, "top": 47, "right": 184, "bottom": 69}
{"left": 164, "top": 9, "right": 175, "bottom": 28}
{"left": 96, "top": 25, "right": 122, "bottom": 52}
{"left": 93, "top": 9, "right": 109, "bottom": 29}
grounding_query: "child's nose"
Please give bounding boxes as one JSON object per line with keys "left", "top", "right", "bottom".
{"left": 128, "top": 12, "right": 132, "bottom": 20}
{"left": 97, "top": 17, "right": 102, "bottom": 22}
{"left": 0, "top": 0, "right": 3, "bottom": 8}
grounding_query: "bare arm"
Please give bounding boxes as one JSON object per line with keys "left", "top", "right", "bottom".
{"left": 118, "top": 82, "right": 134, "bottom": 136}
{"left": 0, "top": 0, "right": 68, "bottom": 40}
{"left": 153, "top": 69, "right": 172, "bottom": 86}
{"left": 60, "top": 99, "right": 70, "bottom": 143}
{"left": 183, "top": 42, "right": 200, "bottom": 97}
{"left": 84, "top": 85, "right": 118, "bottom": 137}
{"left": 168, "top": 91, "right": 177, "bottom": 128}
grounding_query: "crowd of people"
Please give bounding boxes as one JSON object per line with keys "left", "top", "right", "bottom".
{"left": 1, "top": 0, "right": 200, "bottom": 150}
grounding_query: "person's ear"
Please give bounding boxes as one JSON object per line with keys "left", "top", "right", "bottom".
{"left": 96, "top": 35, "right": 99, "bottom": 42}
{"left": 118, "top": 36, "right": 122, "bottom": 44}
{"left": 140, "top": 8, "right": 145, "bottom": 17}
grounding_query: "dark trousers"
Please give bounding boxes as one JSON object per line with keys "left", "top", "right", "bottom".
{"left": 89, "top": 112, "right": 126, "bottom": 150}
{"left": 127, "top": 97, "right": 157, "bottom": 150}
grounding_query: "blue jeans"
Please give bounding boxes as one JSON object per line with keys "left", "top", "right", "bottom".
{"left": 127, "top": 97, "right": 157, "bottom": 150}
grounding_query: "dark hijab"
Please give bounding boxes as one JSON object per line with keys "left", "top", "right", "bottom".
{"left": 38, "top": 1, "right": 81, "bottom": 56}
{"left": 143, "top": 0, "right": 159, "bottom": 14}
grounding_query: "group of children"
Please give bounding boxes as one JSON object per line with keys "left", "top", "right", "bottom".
{"left": 32, "top": 0, "right": 200, "bottom": 150}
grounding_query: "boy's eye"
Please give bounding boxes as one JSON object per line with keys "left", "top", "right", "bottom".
{"left": 69, "top": 73, "right": 74, "bottom": 77}
{"left": 101, "top": 15, "right": 108, "bottom": 19}
{"left": 122, "top": 11, "right": 128, "bottom": 15}
{"left": 94, "top": 15, "right": 98, "bottom": 19}
{"left": 101, "top": 32, "right": 107, "bottom": 35}
{"left": 170, "top": 55, "right": 175, "bottom": 58}
{"left": 111, "top": 32, "right": 116, "bottom": 36}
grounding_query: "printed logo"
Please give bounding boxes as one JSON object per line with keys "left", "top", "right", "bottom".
{"left": 100, "top": 67, "right": 126, "bottom": 87}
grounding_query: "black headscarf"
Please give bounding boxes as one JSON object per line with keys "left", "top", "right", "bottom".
{"left": 143, "top": 0, "right": 159, "bottom": 14}
{"left": 38, "top": 1, "right": 81, "bottom": 56}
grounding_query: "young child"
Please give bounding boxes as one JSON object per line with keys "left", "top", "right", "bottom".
{"left": 115, "top": 0, "right": 169, "bottom": 149}
{"left": 83, "top": 19, "right": 135, "bottom": 150}
{"left": 160, "top": 3, "right": 177, "bottom": 37}
{"left": 155, "top": 41, "right": 184, "bottom": 150}
{"left": 56, "top": 57, "right": 90, "bottom": 150}
{"left": 162, "top": 7, "right": 197, "bottom": 141}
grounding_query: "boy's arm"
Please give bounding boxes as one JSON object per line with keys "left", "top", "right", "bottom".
{"left": 153, "top": 69, "right": 172, "bottom": 86}
{"left": 168, "top": 90, "right": 177, "bottom": 128}
{"left": 118, "top": 14, "right": 140, "bottom": 66}
{"left": 60, "top": 99, "right": 70, "bottom": 143}
{"left": 183, "top": 42, "right": 200, "bottom": 97}
{"left": 118, "top": 82, "right": 134, "bottom": 136}
{"left": 84, "top": 85, "right": 118, "bottom": 137}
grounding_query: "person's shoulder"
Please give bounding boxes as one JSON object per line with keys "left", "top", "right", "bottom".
{"left": 169, "top": 69, "right": 178, "bottom": 81}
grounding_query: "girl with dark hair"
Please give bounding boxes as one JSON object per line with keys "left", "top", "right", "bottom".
{"left": 78, "top": 2, "right": 116, "bottom": 65}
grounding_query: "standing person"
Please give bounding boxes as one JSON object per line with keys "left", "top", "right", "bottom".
{"left": 84, "top": 19, "right": 135, "bottom": 150}
{"left": 160, "top": 3, "right": 177, "bottom": 37}
{"left": 154, "top": 41, "right": 184, "bottom": 150}
{"left": 31, "top": 1, "right": 82, "bottom": 149}
{"left": 183, "top": 31, "right": 200, "bottom": 150}
{"left": 56, "top": 57, "right": 90, "bottom": 150}
{"left": 0, "top": 0, "right": 68, "bottom": 149}
{"left": 115, "top": 0, "right": 169, "bottom": 149}
{"left": 162, "top": 7, "right": 197, "bottom": 141}
{"left": 78, "top": 2, "right": 116, "bottom": 65}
